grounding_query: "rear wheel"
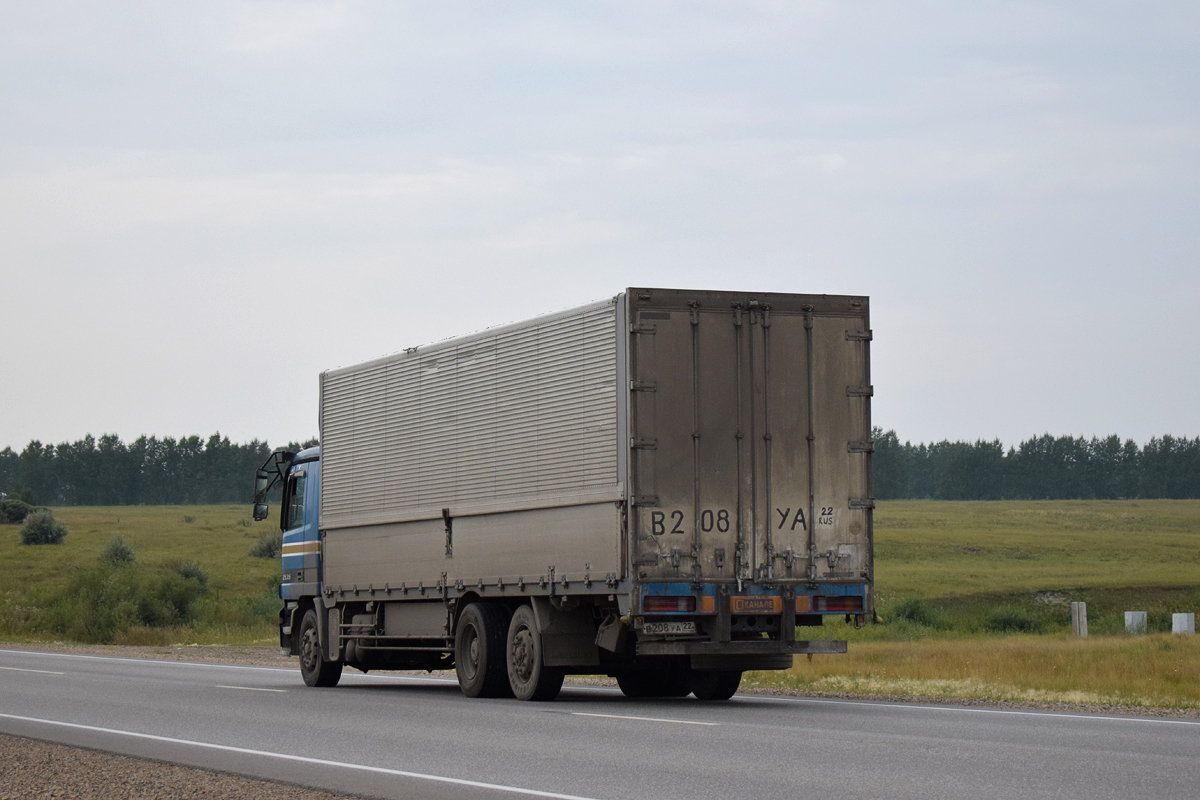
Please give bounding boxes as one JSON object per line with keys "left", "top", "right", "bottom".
{"left": 616, "top": 665, "right": 691, "bottom": 698}
{"left": 455, "top": 603, "right": 513, "bottom": 698}
{"left": 506, "top": 605, "right": 564, "bottom": 701}
{"left": 690, "top": 670, "right": 742, "bottom": 701}
{"left": 298, "top": 609, "right": 342, "bottom": 688}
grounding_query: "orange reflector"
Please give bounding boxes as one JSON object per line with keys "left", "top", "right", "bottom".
{"left": 643, "top": 595, "right": 696, "bottom": 613}
{"left": 730, "top": 596, "right": 782, "bottom": 614}
{"left": 795, "top": 595, "right": 812, "bottom": 613}
{"left": 699, "top": 595, "right": 716, "bottom": 614}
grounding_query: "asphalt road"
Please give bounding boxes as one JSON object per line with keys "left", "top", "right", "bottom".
{"left": 1, "top": 648, "right": 1197, "bottom": 800}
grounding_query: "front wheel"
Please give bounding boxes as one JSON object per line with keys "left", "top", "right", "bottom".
{"left": 506, "top": 605, "right": 564, "bottom": 701}
{"left": 298, "top": 609, "right": 342, "bottom": 688}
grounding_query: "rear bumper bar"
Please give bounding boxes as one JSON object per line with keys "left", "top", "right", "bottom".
{"left": 636, "top": 639, "right": 847, "bottom": 656}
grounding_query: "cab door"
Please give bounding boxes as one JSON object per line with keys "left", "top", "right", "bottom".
{"left": 280, "top": 464, "right": 320, "bottom": 598}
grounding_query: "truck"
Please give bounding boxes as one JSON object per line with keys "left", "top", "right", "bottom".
{"left": 253, "top": 287, "right": 875, "bottom": 701}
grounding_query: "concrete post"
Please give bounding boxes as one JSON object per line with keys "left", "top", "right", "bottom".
{"left": 1070, "top": 601, "right": 1088, "bottom": 637}
{"left": 1172, "top": 613, "right": 1195, "bottom": 635}
{"left": 1125, "top": 611, "right": 1147, "bottom": 634}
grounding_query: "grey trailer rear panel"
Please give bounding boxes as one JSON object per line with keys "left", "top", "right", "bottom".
{"left": 626, "top": 288, "right": 873, "bottom": 588}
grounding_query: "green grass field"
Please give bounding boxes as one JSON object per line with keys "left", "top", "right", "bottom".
{"left": 0, "top": 505, "right": 282, "bottom": 644}
{"left": 876, "top": 499, "right": 1200, "bottom": 597}
{"left": 868, "top": 499, "right": 1200, "bottom": 637}
{"left": 2, "top": 499, "right": 1198, "bottom": 706}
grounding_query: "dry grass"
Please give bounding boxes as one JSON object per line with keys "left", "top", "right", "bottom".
{"left": 746, "top": 633, "right": 1200, "bottom": 708}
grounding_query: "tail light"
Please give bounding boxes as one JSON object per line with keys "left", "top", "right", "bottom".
{"left": 813, "top": 596, "right": 863, "bottom": 613}
{"left": 643, "top": 595, "right": 696, "bottom": 613}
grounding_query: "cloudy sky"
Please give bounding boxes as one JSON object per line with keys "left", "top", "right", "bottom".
{"left": 2, "top": 1, "right": 1197, "bottom": 452}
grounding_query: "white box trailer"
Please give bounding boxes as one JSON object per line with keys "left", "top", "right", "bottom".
{"left": 270, "top": 287, "right": 875, "bottom": 701}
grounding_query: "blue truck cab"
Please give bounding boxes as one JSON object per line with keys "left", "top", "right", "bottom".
{"left": 253, "top": 447, "right": 322, "bottom": 651}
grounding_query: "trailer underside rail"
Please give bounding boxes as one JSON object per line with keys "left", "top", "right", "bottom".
{"left": 635, "top": 639, "right": 847, "bottom": 656}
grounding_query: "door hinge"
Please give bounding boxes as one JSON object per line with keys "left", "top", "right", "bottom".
{"left": 846, "top": 329, "right": 873, "bottom": 341}
{"left": 848, "top": 497, "right": 876, "bottom": 510}
{"left": 629, "top": 381, "right": 657, "bottom": 392}
{"left": 632, "top": 495, "right": 660, "bottom": 507}
{"left": 630, "top": 323, "right": 657, "bottom": 334}
{"left": 847, "top": 440, "right": 875, "bottom": 453}
{"left": 847, "top": 385, "right": 874, "bottom": 397}
{"left": 631, "top": 438, "right": 658, "bottom": 450}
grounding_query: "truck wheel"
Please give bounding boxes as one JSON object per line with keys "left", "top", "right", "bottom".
{"left": 298, "top": 609, "right": 343, "bottom": 688}
{"left": 506, "top": 605, "right": 564, "bottom": 701}
{"left": 690, "top": 670, "right": 742, "bottom": 701}
{"left": 616, "top": 672, "right": 653, "bottom": 698}
{"left": 616, "top": 667, "right": 690, "bottom": 698}
{"left": 455, "top": 603, "right": 513, "bottom": 698}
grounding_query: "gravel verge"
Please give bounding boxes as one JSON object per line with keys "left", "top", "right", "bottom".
{"left": 0, "top": 733, "right": 366, "bottom": 800}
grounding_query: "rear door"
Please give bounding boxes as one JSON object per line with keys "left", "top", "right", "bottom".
{"left": 626, "top": 288, "right": 873, "bottom": 585}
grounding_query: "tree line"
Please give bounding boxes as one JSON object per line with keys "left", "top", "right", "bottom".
{"left": 873, "top": 429, "right": 1200, "bottom": 500}
{"left": 0, "top": 434, "right": 316, "bottom": 506}
{"left": 1, "top": 429, "right": 1197, "bottom": 505}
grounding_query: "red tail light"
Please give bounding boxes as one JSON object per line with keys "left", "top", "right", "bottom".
{"left": 644, "top": 595, "right": 696, "bottom": 613}
{"left": 813, "top": 596, "right": 863, "bottom": 613}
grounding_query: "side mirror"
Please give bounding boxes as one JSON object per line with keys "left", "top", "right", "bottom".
{"left": 253, "top": 469, "right": 272, "bottom": 520}
{"left": 252, "top": 450, "right": 295, "bottom": 524}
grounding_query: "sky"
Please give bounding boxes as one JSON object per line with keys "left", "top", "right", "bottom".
{"left": 2, "top": 1, "right": 1197, "bottom": 452}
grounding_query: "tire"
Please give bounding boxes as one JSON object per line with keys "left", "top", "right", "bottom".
{"left": 616, "top": 672, "right": 655, "bottom": 698}
{"left": 617, "top": 665, "right": 691, "bottom": 699}
{"left": 506, "top": 605, "right": 564, "bottom": 701}
{"left": 455, "top": 603, "right": 513, "bottom": 698}
{"left": 690, "top": 670, "right": 742, "bottom": 701}
{"left": 298, "top": 609, "right": 343, "bottom": 688}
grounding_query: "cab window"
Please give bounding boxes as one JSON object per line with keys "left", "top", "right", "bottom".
{"left": 282, "top": 470, "right": 307, "bottom": 531}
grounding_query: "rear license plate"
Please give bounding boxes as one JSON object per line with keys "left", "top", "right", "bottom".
{"left": 642, "top": 620, "right": 697, "bottom": 635}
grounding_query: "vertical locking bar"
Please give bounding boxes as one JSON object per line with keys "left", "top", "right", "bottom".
{"left": 804, "top": 306, "right": 818, "bottom": 581}
{"left": 747, "top": 304, "right": 759, "bottom": 581}
{"left": 689, "top": 301, "right": 702, "bottom": 577}
{"left": 761, "top": 305, "right": 774, "bottom": 579}
{"left": 732, "top": 305, "right": 746, "bottom": 583}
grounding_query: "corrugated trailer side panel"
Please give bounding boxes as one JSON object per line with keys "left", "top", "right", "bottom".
{"left": 318, "top": 298, "right": 626, "bottom": 589}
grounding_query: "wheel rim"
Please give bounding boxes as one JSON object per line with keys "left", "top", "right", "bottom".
{"left": 461, "top": 625, "right": 480, "bottom": 681}
{"left": 510, "top": 624, "right": 535, "bottom": 683}
{"left": 300, "top": 625, "right": 319, "bottom": 672}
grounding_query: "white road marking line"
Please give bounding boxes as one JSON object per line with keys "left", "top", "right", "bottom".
{"left": 739, "top": 695, "right": 1200, "bottom": 726}
{"left": 572, "top": 712, "right": 718, "bottom": 727}
{"left": 0, "top": 649, "right": 295, "bottom": 673}
{"left": 0, "top": 649, "right": 461, "bottom": 685}
{"left": 0, "top": 713, "right": 601, "bottom": 800}
{"left": 0, "top": 666, "right": 65, "bottom": 675}
{"left": 215, "top": 685, "right": 286, "bottom": 693}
